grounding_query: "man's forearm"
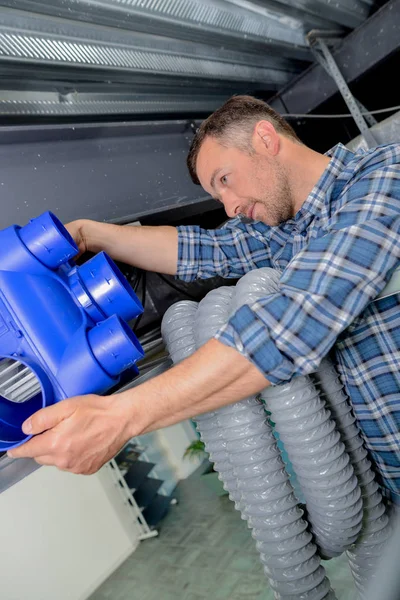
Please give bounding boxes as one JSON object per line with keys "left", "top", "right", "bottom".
{"left": 73, "top": 219, "right": 179, "bottom": 275}
{"left": 6, "top": 339, "right": 270, "bottom": 474}
{"left": 119, "top": 338, "right": 270, "bottom": 435}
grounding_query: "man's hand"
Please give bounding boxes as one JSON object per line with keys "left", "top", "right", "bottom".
{"left": 65, "top": 219, "right": 90, "bottom": 257}
{"left": 7, "top": 394, "right": 134, "bottom": 475}
{"left": 6, "top": 339, "right": 269, "bottom": 475}
{"left": 64, "top": 218, "right": 178, "bottom": 274}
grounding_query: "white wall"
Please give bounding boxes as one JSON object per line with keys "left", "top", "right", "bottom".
{"left": 0, "top": 465, "right": 139, "bottom": 600}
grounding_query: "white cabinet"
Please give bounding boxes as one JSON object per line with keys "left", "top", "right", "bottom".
{"left": 0, "top": 464, "right": 139, "bottom": 600}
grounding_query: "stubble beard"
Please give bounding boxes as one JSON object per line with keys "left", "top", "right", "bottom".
{"left": 249, "top": 166, "right": 294, "bottom": 227}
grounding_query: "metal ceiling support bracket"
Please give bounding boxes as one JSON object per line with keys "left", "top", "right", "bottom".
{"left": 353, "top": 100, "right": 378, "bottom": 129}
{"left": 268, "top": 0, "right": 400, "bottom": 117}
{"left": 307, "top": 30, "right": 378, "bottom": 147}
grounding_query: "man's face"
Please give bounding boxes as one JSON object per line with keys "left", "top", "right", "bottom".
{"left": 196, "top": 136, "right": 294, "bottom": 227}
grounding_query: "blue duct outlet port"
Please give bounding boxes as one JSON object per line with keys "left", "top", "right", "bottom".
{"left": 0, "top": 211, "right": 144, "bottom": 450}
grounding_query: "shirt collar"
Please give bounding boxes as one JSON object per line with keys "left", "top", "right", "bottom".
{"left": 294, "top": 143, "right": 357, "bottom": 224}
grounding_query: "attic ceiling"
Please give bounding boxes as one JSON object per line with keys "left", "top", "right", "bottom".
{"left": 0, "top": 0, "right": 392, "bottom": 117}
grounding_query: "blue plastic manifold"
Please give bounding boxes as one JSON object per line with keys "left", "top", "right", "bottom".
{"left": 0, "top": 211, "right": 144, "bottom": 451}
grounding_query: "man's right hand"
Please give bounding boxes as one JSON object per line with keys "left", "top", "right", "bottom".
{"left": 65, "top": 219, "right": 90, "bottom": 257}
{"left": 64, "top": 217, "right": 178, "bottom": 275}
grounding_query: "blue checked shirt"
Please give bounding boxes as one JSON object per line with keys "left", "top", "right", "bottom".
{"left": 176, "top": 143, "right": 400, "bottom": 502}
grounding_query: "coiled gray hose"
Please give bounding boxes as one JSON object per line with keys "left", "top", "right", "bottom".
{"left": 363, "top": 507, "right": 400, "bottom": 600}
{"left": 161, "top": 267, "right": 394, "bottom": 598}
{"left": 162, "top": 281, "right": 335, "bottom": 599}
{"left": 162, "top": 293, "right": 243, "bottom": 507}
{"left": 194, "top": 287, "right": 243, "bottom": 508}
{"left": 234, "top": 269, "right": 362, "bottom": 560}
{"left": 196, "top": 287, "right": 335, "bottom": 599}
{"left": 313, "top": 359, "right": 392, "bottom": 594}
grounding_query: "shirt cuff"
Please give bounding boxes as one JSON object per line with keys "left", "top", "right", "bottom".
{"left": 214, "top": 304, "right": 296, "bottom": 386}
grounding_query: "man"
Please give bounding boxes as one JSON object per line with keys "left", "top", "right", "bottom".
{"left": 9, "top": 96, "right": 400, "bottom": 504}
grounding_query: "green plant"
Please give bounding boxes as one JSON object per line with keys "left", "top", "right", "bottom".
{"left": 183, "top": 439, "right": 207, "bottom": 461}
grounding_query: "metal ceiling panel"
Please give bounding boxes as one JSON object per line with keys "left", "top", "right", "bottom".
{"left": 226, "top": 0, "right": 370, "bottom": 29}
{"left": 0, "top": 0, "right": 388, "bottom": 117}
{"left": 0, "top": 8, "right": 300, "bottom": 84}
{"left": 0, "top": 90, "right": 229, "bottom": 117}
{"left": 0, "top": 0, "right": 313, "bottom": 58}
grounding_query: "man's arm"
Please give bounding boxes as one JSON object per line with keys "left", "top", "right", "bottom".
{"left": 68, "top": 217, "right": 273, "bottom": 282}
{"left": 7, "top": 339, "right": 269, "bottom": 474}
{"left": 10, "top": 169, "right": 400, "bottom": 474}
{"left": 11, "top": 180, "right": 400, "bottom": 474}
{"left": 67, "top": 219, "right": 179, "bottom": 275}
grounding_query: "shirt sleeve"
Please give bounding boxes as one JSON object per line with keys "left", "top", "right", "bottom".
{"left": 216, "top": 166, "right": 400, "bottom": 385}
{"left": 176, "top": 217, "right": 272, "bottom": 282}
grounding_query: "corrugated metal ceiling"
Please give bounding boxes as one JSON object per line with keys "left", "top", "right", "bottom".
{"left": 0, "top": 0, "right": 388, "bottom": 116}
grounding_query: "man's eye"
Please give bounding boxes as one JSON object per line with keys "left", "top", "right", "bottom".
{"left": 221, "top": 175, "right": 228, "bottom": 185}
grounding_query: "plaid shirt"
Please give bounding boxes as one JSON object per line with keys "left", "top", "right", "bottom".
{"left": 177, "top": 143, "right": 400, "bottom": 502}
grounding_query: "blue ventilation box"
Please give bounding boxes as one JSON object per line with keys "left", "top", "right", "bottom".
{"left": 0, "top": 211, "right": 144, "bottom": 451}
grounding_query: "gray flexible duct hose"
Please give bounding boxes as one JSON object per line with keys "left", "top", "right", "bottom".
{"left": 195, "top": 287, "right": 244, "bottom": 507}
{"left": 162, "top": 268, "right": 396, "bottom": 598}
{"left": 313, "top": 359, "right": 392, "bottom": 595}
{"left": 162, "top": 292, "right": 243, "bottom": 507}
{"left": 262, "top": 378, "right": 362, "bottom": 559}
{"left": 163, "top": 284, "right": 336, "bottom": 599}
{"left": 217, "top": 401, "right": 335, "bottom": 600}
{"left": 161, "top": 300, "right": 198, "bottom": 364}
{"left": 362, "top": 507, "right": 400, "bottom": 600}
{"left": 195, "top": 287, "right": 335, "bottom": 599}
{"left": 234, "top": 268, "right": 363, "bottom": 560}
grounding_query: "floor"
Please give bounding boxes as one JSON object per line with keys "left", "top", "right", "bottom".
{"left": 89, "top": 469, "right": 357, "bottom": 600}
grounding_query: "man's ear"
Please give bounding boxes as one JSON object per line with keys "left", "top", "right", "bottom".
{"left": 253, "top": 120, "right": 280, "bottom": 156}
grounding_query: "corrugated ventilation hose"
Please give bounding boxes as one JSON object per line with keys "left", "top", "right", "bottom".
{"left": 161, "top": 268, "right": 392, "bottom": 599}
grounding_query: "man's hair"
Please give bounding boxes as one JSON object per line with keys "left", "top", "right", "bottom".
{"left": 187, "top": 95, "right": 302, "bottom": 185}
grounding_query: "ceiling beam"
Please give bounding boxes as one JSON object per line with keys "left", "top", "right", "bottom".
{"left": 268, "top": 0, "right": 400, "bottom": 114}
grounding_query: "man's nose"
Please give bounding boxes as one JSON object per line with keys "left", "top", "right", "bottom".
{"left": 221, "top": 191, "right": 240, "bottom": 218}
